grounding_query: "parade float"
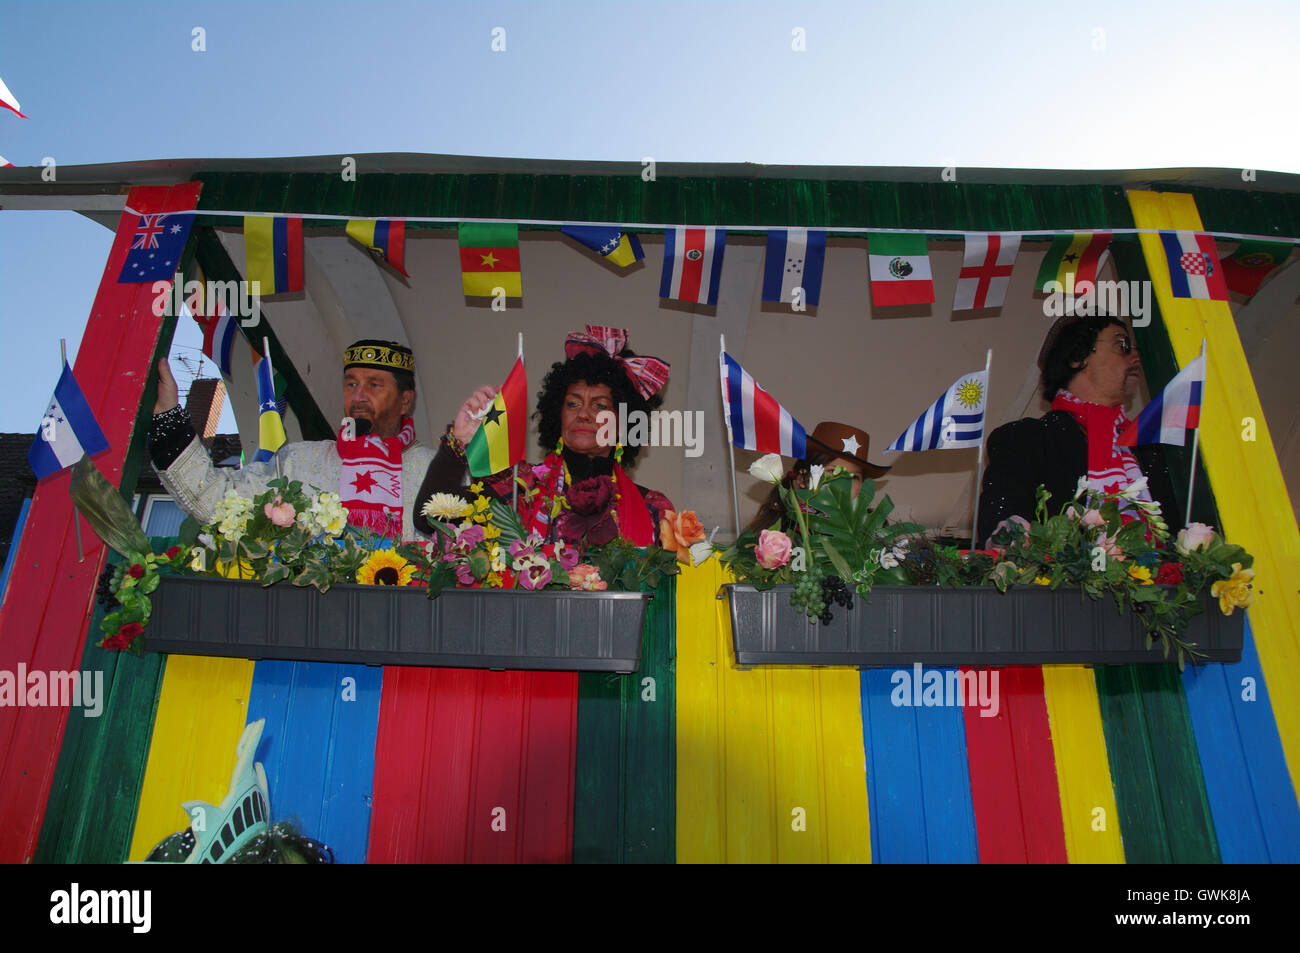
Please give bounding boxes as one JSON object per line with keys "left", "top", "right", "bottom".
{"left": 1, "top": 155, "right": 1297, "bottom": 864}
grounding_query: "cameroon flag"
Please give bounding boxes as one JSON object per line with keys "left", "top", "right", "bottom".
{"left": 466, "top": 357, "right": 527, "bottom": 477}
{"left": 1035, "top": 232, "right": 1111, "bottom": 292}
{"left": 459, "top": 223, "right": 522, "bottom": 297}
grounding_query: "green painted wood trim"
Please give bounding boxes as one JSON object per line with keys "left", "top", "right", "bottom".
{"left": 1152, "top": 183, "right": 1300, "bottom": 238}
{"left": 573, "top": 577, "right": 676, "bottom": 864}
{"left": 1094, "top": 664, "right": 1221, "bottom": 863}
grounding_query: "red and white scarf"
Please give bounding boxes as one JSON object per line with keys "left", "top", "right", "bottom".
{"left": 518, "top": 451, "right": 656, "bottom": 546}
{"left": 336, "top": 416, "right": 416, "bottom": 538}
{"left": 1051, "top": 390, "right": 1152, "bottom": 504}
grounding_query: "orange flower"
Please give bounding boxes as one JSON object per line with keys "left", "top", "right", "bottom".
{"left": 659, "top": 509, "right": 706, "bottom": 561}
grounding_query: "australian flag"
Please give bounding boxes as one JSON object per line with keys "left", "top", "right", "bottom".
{"left": 119, "top": 212, "right": 195, "bottom": 283}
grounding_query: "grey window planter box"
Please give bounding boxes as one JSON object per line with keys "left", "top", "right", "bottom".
{"left": 722, "top": 585, "right": 1244, "bottom": 667}
{"left": 148, "top": 576, "right": 652, "bottom": 673}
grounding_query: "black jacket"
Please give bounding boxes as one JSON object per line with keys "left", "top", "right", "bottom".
{"left": 976, "top": 410, "right": 1183, "bottom": 546}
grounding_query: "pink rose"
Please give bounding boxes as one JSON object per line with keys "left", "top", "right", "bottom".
{"left": 264, "top": 496, "right": 296, "bottom": 527}
{"left": 1080, "top": 509, "right": 1105, "bottom": 528}
{"left": 754, "top": 529, "right": 793, "bottom": 570}
{"left": 568, "top": 564, "right": 608, "bottom": 591}
{"left": 1175, "top": 522, "right": 1215, "bottom": 555}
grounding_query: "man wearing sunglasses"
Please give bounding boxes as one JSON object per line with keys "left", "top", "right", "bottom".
{"left": 976, "top": 315, "right": 1183, "bottom": 545}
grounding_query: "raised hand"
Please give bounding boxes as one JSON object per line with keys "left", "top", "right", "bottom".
{"left": 154, "top": 358, "right": 180, "bottom": 414}
{"left": 453, "top": 386, "right": 498, "bottom": 445}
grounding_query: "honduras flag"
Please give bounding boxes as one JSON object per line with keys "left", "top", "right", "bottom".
{"left": 1118, "top": 352, "right": 1204, "bottom": 447}
{"left": 29, "top": 363, "right": 110, "bottom": 480}
{"left": 720, "top": 351, "right": 807, "bottom": 457}
{"left": 762, "top": 229, "right": 826, "bottom": 307}
{"left": 886, "top": 370, "right": 988, "bottom": 452}
{"left": 254, "top": 348, "right": 287, "bottom": 463}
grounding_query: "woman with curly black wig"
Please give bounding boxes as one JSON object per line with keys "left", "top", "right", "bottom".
{"left": 415, "top": 325, "right": 673, "bottom": 545}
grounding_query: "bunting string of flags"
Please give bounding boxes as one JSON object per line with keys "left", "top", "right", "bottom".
{"left": 244, "top": 216, "right": 304, "bottom": 294}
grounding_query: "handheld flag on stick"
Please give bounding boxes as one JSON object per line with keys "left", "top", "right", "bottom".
{"left": 886, "top": 366, "right": 989, "bottom": 453}
{"left": 254, "top": 339, "right": 287, "bottom": 463}
{"left": 192, "top": 267, "right": 238, "bottom": 378}
{"left": 245, "top": 216, "right": 304, "bottom": 294}
{"left": 561, "top": 225, "right": 645, "bottom": 268}
{"left": 719, "top": 350, "right": 807, "bottom": 458}
{"left": 466, "top": 355, "right": 527, "bottom": 478}
{"left": 29, "top": 362, "right": 110, "bottom": 480}
{"left": 1117, "top": 348, "right": 1205, "bottom": 448}
{"left": 347, "top": 219, "right": 409, "bottom": 277}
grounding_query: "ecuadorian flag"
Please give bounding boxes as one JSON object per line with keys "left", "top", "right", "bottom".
{"left": 347, "top": 219, "right": 408, "bottom": 277}
{"left": 254, "top": 349, "right": 287, "bottom": 463}
{"left": 466, "top": 357, "right": 527, "bottom": 477}
{"left": 245, "top": 216, "right": 304, "bottom": 294}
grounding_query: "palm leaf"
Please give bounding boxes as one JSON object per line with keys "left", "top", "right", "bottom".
{"left": 68, "top": 457, "right": 151, "bottom": 557}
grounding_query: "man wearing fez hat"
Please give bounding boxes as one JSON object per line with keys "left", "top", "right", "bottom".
{"left": 975, "top": 315, "right": 1183, "bottom": 547}
{"left": 148, "top": 340, "right": 434, "bottom": 540}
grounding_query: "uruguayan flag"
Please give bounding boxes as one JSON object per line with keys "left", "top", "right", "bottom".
{"left": 28, "top": 363, "right": 111, "bottom": 480}
{"left": 886, "top": 370, "right": 988, "bottom": 452}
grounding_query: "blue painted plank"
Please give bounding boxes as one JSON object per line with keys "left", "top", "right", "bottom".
{"left": 861, "top": 667, "right": 979, "bottom": 863}
{"left": 1183, "top": 616, "right": 1300, "bottom": 863}
{"left": 247, "top": 660, "right": 383, "bottom": 864}
{"left": 0, "top": 497, "right": 31, "bottom": 606}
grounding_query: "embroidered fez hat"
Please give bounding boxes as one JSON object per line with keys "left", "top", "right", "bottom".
{"left": 806, "top": 421, "right": 891, "bottom": 478}
{"left": 344, "top": 339, "right": 415, "bottom": 375}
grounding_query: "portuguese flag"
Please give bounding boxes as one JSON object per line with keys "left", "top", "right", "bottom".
{"left": 466, "top": 357, "right": 527, "bottom": 477}
{"left": 459, "top": 223, "right": 522, "bottom": 297}
{"left": 1035, "top": 232, "right": 1111, "bottom": 292}
{"left": 1221, "top": 239, "right": 1293, "bottom": 297}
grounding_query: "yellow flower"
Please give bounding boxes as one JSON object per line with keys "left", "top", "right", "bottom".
{"left": 356, "top": 549, "right": 416, "bottom": 586}
{"left": 1210, "top": 562, "right": 1255, "bottom": 616}
{"left": 470, "top": 482, "right": 484, "bottom": 494}
{"left": 1033, "top": 575, "right": 1052, "bottom": 586}
{"left": 1127, "top": 565, "right": 1154, "bottom": 586}
{"left": 483, "top": 522, "right": 502, "bottom": 540}
{"left": 485, "top": 571, "right": 503, "bottom": 588}
{"left": 217, "top": 558, "right": 258, "bottom": 580}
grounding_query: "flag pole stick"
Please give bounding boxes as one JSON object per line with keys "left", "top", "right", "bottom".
{"left": 1185, "top": 338, "right": 1207, "bottom": 527}
{"left": 60, "top": 338, "right": 85, "bottom": 563}
{"left": 969, "top": 348, "right": 993, "bottom": 549}
{"left": 720, "top": 335, "right": 742, "bottom": 539}
{"left": 513, "top": 332, "right": 522, "bottom": 513}
{"left": 263, "top": 336, "right": 282, "bottom": 481}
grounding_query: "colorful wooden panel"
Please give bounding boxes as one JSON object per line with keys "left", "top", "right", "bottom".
{"left": 1182, "top": 616, "right": 1300, "bottom": 863}
{"left": 0, "top": 497, "right": 30, "bottom": 601}
{"left": 676, "top": 560, "right": 871, "bottom": 863}
{"left": 1040, "top": 665, "right": 1125, "bottom": 863}
{"left": 574, "top": 578, "right": 676, "bottom": 864}
{"left": 367, "top": 667, "right": 577, "bottom": 863}
{"left": 0, "top": 182, "right": 201, "bottom": 863}
{"left": 246, "top": 661, "right": 383, "bottom": 864}
{"left": 962, "top": 666, "right": 1068, "bottom": 863}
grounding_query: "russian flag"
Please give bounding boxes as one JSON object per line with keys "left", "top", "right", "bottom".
{"left": 1160, "top": 231, "right": 1229, "bottom": 301}
{"left": 28, "top": 363, "right": 110, "bottom": 480}
{"left": 1118, "top": 352, "right": 1205, "bottom": 447}
{"left": 661, "top": 227, "right": 725, "bottom": 306}
{"left": 719, "top": 351, "right": 807, "bottom": 458}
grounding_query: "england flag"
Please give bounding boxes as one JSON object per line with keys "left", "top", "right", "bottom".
{"left": 953, "top": 233, "right": 1019, "bottom": 310}
{"left": 661, "top": 227, "right": 726, "bottom": 306}
{"left": 762, "top": 228, "right": 826, "bottom": 307}
{"left": 886, "top": 370, "right": 988, "bottom": 452}
{"left": 28, "top": 363, "right": 111, "bottom": 480}
{"left": 720, "top": 350, "right": 807, "bottom": 457}
{"left": 1118, "top": 352, "right": 1204, "bottom": 447}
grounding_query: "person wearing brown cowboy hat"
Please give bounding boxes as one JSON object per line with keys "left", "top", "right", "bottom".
{"left": 745, "top": 421, "right": 891, "bottom": 534}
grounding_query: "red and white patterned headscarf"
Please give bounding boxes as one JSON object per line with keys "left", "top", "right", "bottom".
{"left": 563, "top": 325, "right": 670, "bottom": 400}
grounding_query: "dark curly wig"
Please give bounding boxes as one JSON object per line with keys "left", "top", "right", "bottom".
{"left": 535, "top": 350, "right": 665, "bottom": 468}
{"left": 1041, "top": 316, "right": 1128, "bottom": 400}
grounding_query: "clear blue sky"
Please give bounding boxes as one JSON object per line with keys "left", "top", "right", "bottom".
{"left": 3, "top": 0, "right": 1298, "bottom": 433}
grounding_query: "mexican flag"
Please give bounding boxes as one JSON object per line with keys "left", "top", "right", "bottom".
{"left": 459, "top": 223, "right": 522, "bottom": 297}
{"left": 466, "top": 357, "right": 527, "bottom": 477}
{"left": 868, "top": 233, "right": 934, "bottom": 306}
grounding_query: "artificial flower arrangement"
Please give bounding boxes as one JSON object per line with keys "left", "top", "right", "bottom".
{"left": 719, "top": 453, "right": 1256, "bottom": 667}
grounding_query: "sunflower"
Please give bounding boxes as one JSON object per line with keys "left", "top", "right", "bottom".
{"left": 357, "top": 549, "right": 416, "bottom": 586}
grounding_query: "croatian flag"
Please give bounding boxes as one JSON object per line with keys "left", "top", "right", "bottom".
{"left": 720, "top": 351, "right": 807, "bottom": 457}
{"left": 886, "top": 370, "right": 988, "bottom": 452}
{"left": 1160, "top": 231, "right": 1229, "bottom": 300}
{"left": 28, "top": 363, "right": 111, "bottom": 480}
{"left": 661, "top": 227, "right": 725, "bottom": 306}
{"left": 1118, "top": 352, "right": 1204, "bottom": 447}
{"left": 762, "top": 228, "right": 826, "bottom": 307}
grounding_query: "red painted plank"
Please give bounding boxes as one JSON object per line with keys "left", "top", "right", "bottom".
{"left": 368, "top": 667, "right": 576, "bottom": 863}
{"left": 962, "top": 666, "right": 1068, "bottom": 864}
{"left": 0, "top": 184, "right": 200, "bottom": 863}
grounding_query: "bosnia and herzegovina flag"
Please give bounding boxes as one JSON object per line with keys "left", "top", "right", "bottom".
{"left": 244, "top": 216, "right": 304, "bottom": 294}
{"left": 561, "top": 225, "right": 645, "bottom": 268}
{"left": 466, "top": 357, "right": 527, "bottom": 478}
{"left": 347, "top": 219, "right": 409, "bottom": 277}
{"left": 254, "top": 348, "right": 287, "bottom": 463}
{"left": 459, "top": 223, "right": 522, "bottom": 297}
{"left": 1035, "top": 232, "right": 1111, "bottom": 292}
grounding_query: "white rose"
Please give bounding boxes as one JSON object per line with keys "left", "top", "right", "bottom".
{"left": 808, "top": 464, "right": 825, "bottom": 491}
{"left": 747, "top": 453, "right": 785, "bottom": 484}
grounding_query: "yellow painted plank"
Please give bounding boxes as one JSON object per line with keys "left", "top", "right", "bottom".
{"left": 1041, "top": 665, "right": 1126, "bottom": 863}
{"left": 1126, "top": 190, "right": 1300, "bottom": 806}
{"left": 676, "top": 559, "right": 871, "bottom": 863}
{"left": 127, "top": 655, "right": 255, "bottom": 860}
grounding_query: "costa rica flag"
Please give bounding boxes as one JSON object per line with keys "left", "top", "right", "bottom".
{"left": 719, "top": 350, "right": 807, "bottom": 458}
{"left": 661, "top": 227, "right": 725, "bottom": 306}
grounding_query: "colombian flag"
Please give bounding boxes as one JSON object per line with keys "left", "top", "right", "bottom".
{"left": 245, "top": 216, "right": 304, "bottom": 294}
{"left": 1035, "top": 232, "right": 1111, "bottom": 292}
{"left": 466, "top": 357, "right": 527, "bottom": 478}
{"left": 459, "top": 223, "right": 522, "bottom": 297}
{"left": 254, "top": 348, "right": 287, "bottom": 463}
{"left": 347, "top": 219, "right": 408, "bottom": 277}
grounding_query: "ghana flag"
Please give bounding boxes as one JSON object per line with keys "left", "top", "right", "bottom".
{"left": 459, "top": 223, "right": 522, "bottom": 297}
{"left": 466, "top": 357, "right": 527, "bottom": 477}
{"left": 1035, "top": 232, "right": 1111, "bottom": 292}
